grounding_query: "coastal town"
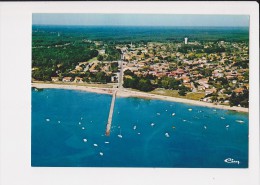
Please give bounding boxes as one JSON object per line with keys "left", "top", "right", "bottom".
{"left": 32, "top": 36, "right": 249, "bottom": 109}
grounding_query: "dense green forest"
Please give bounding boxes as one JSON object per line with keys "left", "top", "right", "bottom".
{"left": 32, "top": 27, "right": 123, "bottom": 81}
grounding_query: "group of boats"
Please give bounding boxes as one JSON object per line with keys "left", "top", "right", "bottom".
{"left": 43, "top": 109, "right": 245, "bottom": 158}
{"left": 79, "top": 141, "right": 108, "bottom": 156}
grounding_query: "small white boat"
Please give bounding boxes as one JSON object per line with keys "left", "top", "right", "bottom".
{"left": 156, "top": 113, "right": 160, "bottom": 115}
{"left": 133, "top": 125, "right": 137, "bottom": 130}
{"left": 172, "top": 113, "right": 175, "bottom": 116}
{"left": 226, "top": 125, "right": 230, "bottom": 128}
{"left": 220, "top": 117, "right": 225, "bottom": 120}
{"left": 58, "top": 121, "right": 61, "bottom": 123}
{"left": 236, "top": 120, "right": 244, "bottom": 123}
{"left": 166, "top": 109, "right": 168, "bottom": 112}
{"left": 99, "top": 152, "right": 104, "bottom": 156}
{"left": 213, "top": 109, "right": 217, "bottom": 112}
{"left": 151, "top": 123, "right": 155, "bottom": 127}
{"left": 137, "top": 133, "right": 141, "bottom": 135}
{"left": 105, "top": 141, "right": 109, "bottom": 144}
{"left": 81, "top": 117, "right": 83, "bottom": 120}
{"left": 183, "top": 120, "right": 187, "bottom": 122}
{"left": 83, "top": 139, "right": 87, "bottom": 142}
{"left": 46, "top": 118, "right": 50, "bottom": 122}
{"left": 188, "top": 109, "right": 192, "bottom": 111}
{"left": 93, "top": 144, "right": 98, "bottom": 147}
{"left": 118, "top": 128, "right": 123, "bottom": 138}
{"left": 82, "top": 127, "right": 85, "bottom": 130}
{"left": 204, "top": 126, "right": 207, "bottom": 129}
{"left": 165, "top": 133, "right": 170, "bottom": 137}
{"left": 79, "top": 122, "right": 81, "bottom": 125}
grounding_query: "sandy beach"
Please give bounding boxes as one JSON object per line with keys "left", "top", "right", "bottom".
{"left": 32, "top": 82, "right": 249, "bottom": 113}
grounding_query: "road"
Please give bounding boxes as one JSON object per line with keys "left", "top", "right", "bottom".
{"left": 118, "top": 56, "right": 124, "bottom": 89}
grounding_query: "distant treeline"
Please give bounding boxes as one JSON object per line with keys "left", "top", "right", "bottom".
{"left": 32, "top": 25, "right": 249, "bottom": 42}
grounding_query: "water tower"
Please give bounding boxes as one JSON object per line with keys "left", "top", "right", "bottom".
{"left": 184, "top": 37, "right": 188, "bottom": 44}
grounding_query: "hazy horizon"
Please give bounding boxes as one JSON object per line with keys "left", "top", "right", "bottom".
{"left": 32, "top": 24, "right": 249, "bottom": 28}
{"left": 32, "top": 14, "right": 249, "bottom": 27}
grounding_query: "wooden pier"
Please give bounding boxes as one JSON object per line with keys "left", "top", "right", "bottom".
{"left": 105, "top": 90, "right": 117, "bottom": 136}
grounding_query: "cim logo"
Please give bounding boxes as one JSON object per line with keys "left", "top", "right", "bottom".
{"left": 224, "top": 158, "right": 240, "bottom": 165}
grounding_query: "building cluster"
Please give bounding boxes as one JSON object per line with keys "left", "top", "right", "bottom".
{"left": 118, "top": 39, "right": 249, "bottom": 103}
{"left": 50, "top": 38, "right": 249, "bottom": 104}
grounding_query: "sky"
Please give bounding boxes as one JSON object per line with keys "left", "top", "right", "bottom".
{"left": 32, "top": 14, "right": 249, "bottom": 27}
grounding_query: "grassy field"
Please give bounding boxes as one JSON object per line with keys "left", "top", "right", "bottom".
{"left": 150, "top": 89, "right": 205, "bottom": 101}
{"left": 87, "top": 57, "right": 98, "bottom": 63}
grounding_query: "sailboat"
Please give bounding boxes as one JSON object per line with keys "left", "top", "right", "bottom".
{"left": 118, "top": 127, "right": 123, "bottom": 138}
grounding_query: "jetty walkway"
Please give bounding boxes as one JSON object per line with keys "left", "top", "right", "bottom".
{"left": 105, "top": 90, "right": 117, "bottom": 136}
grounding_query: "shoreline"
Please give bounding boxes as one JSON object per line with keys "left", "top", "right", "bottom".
{"left": 31, "top": 82, "right": 249, "bottom": 113}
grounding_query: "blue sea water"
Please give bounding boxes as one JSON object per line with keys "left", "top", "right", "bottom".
{"left": 31, "top": 88, "right": 248, "bottom": 168}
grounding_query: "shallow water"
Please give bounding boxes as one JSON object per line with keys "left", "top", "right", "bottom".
{"left": 31, "top": 88, "right": 248, "bottom": 168}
